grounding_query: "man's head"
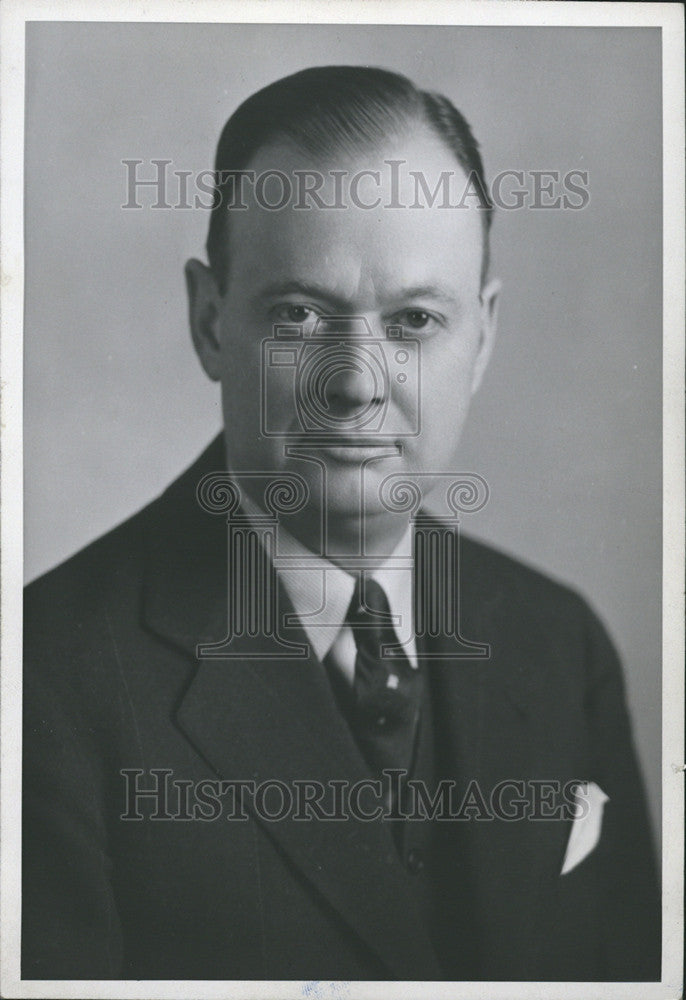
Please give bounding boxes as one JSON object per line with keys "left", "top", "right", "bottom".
{"left": 204, "top": 66, "right": 494, "bottom": 290}
{"left": 186, "top": 66, "right": 500, "bottom": 553}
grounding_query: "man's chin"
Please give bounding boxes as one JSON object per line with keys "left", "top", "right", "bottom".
{"left": 314, "top": 461, "right": 394, "bottom": 510}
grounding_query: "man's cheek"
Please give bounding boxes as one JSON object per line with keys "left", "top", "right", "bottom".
{"left": 422, "top": 400, "right": 468, "bottom": 463}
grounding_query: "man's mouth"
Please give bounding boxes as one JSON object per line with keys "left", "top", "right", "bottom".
{"left": 308, "top": 437, "right": 401, "bottom": 464}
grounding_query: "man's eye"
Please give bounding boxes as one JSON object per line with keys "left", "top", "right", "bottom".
{"left": 396, "top": 310, "right": 438, "bottom": 332}
{"left": 274, "top": 304, "right": 318, "bottom": 324}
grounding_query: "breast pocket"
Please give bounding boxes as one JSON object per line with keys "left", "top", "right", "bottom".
{"left": 560, "top": 781, "right": 609, "bottom": 875}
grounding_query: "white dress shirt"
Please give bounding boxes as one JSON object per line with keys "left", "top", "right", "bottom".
{"left": 239, "top": 490, "right": 418, "bottom": 684}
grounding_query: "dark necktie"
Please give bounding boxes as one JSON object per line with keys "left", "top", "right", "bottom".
{"left": 346, "top": 577, "right": 423, "bottom": 779}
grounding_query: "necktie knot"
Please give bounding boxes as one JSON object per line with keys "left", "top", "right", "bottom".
{"left": 346, "top": 577, "right": 398, "bottom": 659}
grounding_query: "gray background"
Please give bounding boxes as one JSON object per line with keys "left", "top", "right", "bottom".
{"left": 24, "top": 23, "right": 662, "bottom": 839}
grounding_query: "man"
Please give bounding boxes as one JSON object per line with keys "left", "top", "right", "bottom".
{"left": 23, "top": 66, "right": 660, "bottom": 981}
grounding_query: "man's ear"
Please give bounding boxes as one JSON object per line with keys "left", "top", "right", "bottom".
{"left": 185, "top": 258, "right": 223, "bottom": 382}
{"left": 470, "top": 277, "right": 501, "bottom": 395}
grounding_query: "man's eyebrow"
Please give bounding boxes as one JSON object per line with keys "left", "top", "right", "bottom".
{"left": 251, "top": 281, "right": 461, "bottom": 310}
{"left": 251, "top": 281, "right": 351, "bottom": 311}
{"left": 389, "top": 285, "right": 460, "bottom": 306}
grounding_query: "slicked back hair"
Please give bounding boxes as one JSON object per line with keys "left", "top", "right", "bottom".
{"left": 206, "top": 65, "right": 493, "bottom": 291}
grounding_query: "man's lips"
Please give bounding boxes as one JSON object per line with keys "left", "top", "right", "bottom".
{"left": 301, "top": 437, "right": 401, "bottom": 464}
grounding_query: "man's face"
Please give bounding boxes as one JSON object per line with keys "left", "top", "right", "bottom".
{"left": 188, "top": 125, "right": 499, "bottom": 541}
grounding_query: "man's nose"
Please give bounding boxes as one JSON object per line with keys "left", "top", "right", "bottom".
{"left": 323, "top": 350, "right": 384, "bottom": 416}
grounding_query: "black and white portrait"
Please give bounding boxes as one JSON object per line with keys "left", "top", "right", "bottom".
{"left": 1, "top": 5, "right": 683, "bottom": 999}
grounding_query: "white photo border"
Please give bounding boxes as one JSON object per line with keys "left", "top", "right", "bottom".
{"left": 1, "top": 2, "right": 683, "bottom": 998}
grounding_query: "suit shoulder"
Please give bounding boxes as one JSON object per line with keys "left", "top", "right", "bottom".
{"left": 454, "top": 531, "right": 622, "bottom": 692}
{"left": 25, "top": 495, "right": 157, "bottom": 618}
{"left": 24, "top": 436, "right": 222, "bottom": 615}
{"left": 455, "top": 530, "right": 597, "bottom": 625}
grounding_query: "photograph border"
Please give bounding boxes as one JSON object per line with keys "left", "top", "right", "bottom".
{"left": 1, "top": 2, "right": 683, "bottom": 999}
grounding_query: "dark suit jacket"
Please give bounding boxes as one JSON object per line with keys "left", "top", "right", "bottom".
{"left": 23, "top": 436, "right": 660, "bottom": 981}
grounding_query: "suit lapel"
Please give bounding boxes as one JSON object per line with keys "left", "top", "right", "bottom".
{"left": 176, "top": 649, "right": 441, "bottom": 979}
{"left": 142, "top": 438, "right": 442, "bottom": 979}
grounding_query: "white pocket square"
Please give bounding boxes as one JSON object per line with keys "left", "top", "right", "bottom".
{"left": 561, "top": 781, "right": 609, "bottom": 875}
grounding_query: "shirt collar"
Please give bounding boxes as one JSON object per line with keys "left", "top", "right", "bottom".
{"left": 237, "top": 487, "right": 415, "bottom": 665}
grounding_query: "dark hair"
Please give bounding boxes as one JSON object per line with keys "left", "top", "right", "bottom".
{"left": 206, "top": 65, "right": 493, "bottom": 289}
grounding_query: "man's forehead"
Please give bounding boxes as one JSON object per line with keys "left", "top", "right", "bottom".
{"left": 223, "top": 131, "right": 484, "bottom": 293}
{"left": 229, "top": 213, "right": 482, "bottom": 306}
